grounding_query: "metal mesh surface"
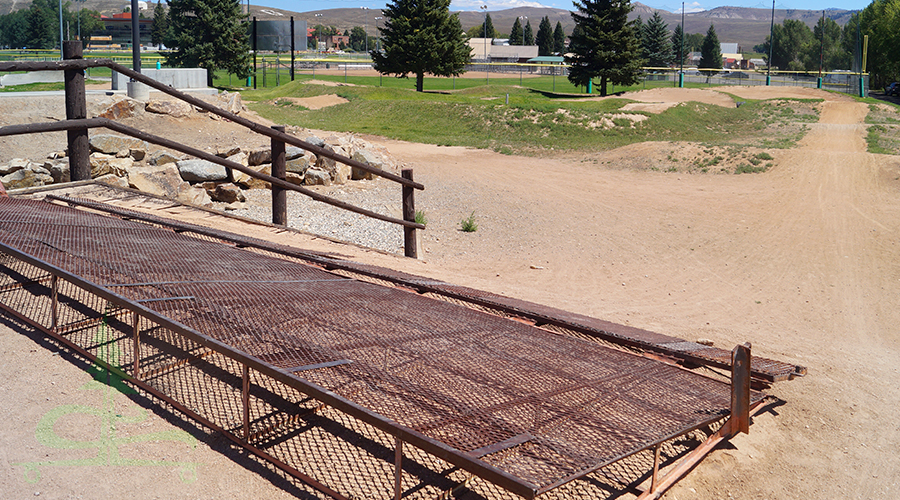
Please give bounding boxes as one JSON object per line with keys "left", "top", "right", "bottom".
{"left": 0, "top": 197, "right": 753, "bottom": 497}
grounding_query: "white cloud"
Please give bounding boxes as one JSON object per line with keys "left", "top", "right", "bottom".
{"left": 677, "top": 2, "right": 706, "bottom": 13}
{"left": 451, "top": 0, "right": 550, "bottom": 11}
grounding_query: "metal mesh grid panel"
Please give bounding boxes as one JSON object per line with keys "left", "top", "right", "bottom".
{"left": 0, "top": 197, "right": 758, "bottom": 497}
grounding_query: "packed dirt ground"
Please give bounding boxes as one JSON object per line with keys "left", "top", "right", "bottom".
{"left": 1, "top": 85, "right": 899, "bottom": 499}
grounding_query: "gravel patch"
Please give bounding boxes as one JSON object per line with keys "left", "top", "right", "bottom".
{"left": 226, "top": 179, "right": 406, "bottom": 254}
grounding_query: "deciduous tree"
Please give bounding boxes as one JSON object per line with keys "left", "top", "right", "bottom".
{"left": 164, "top": 0, "right": 251, "bottom": 86}
{"left": 565, "top": 0, "right": 644, "bottom": 96}
{"left": 371, "top": 0, "right": 471, "bottom": 92}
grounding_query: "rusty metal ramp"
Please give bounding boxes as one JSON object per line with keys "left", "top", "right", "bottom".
{"left": 0, "top": 197, "right": 765, "bottom": 499}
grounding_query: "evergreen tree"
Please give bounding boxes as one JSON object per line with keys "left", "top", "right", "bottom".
{"left": 510, "top": 17, "right": 523, "bottom": 45}
{"left": 27, "top": 0, "right": 58, "bottom": 50}
{"left": 164, "top": 0, "right": 251, "bottom": 86}
{"left": 552, "top": 21, "right": 566, "bottom": 54}
{"left": 535, "top": 16, "right": 553, "bottom": 56}
{"left": 642, "top": 11, "right": 673, "bottom": 68}
{"left": 565, "top": 0, "right": 644, "bottom": 96}
{"left": 524, "top": 20, "right": 534, "bottom": 45}
{"left": 485, "top": 12, "right": 496, "bottom": 38}
{"left": 671, "top": 23, "right": 684, "bottom": 66}
{"left": 151, "top": 1, "right": 168, "bottom": 48}
{"left": 698, "top": 24, "right": 722, "bottom": 77}
{"left": 372, "top": 0, "right": 471, "bottom": 92}
{"left": 350, "top": 26, "right": 367, "bottom": 52}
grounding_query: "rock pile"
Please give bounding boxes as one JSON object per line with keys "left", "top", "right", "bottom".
{"left": 1, "top": 129, "right": 399, "bottom": 209}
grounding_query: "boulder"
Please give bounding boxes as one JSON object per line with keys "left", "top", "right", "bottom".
{"left": 128, "top": 164, "right": 188, "bottom": 199}
{"left": 217, "top": 145, "right": 242, "bottom": 158}
{"left": 226, "top": 151, "right": 249, "bottom": 167}
{"left": 303, "top": 168, "right": 330, "bottom": 186}
{"left": 99, "top": 98, "right": 142, "bottom": 120}
{"left": 306, "top": 135, "right": 326, "bottom": 148}
{"left": 1, "top": 169, "right": 47, "bottom": 190}
{"left": 95, "top": 174, "right": 130, "bottom": 189}
{"left": 314, "top": 145, "right": 337, "bottom": 180}
{"left": 285, "top": 146, "right": 306, "bottom": 160}
{"left": 90, "top": 134, "right": 149, "bottom": 155}
{"left": 247, "top": 148, "right": 271, "bottom": 166}
{"left": 211, "top": 183, "right": 245, "bottom": 204}
{"left": 234, "top": 164, "right": 271, "bottom": 190}
{"left": 146, "top": 99, "right": 193, "bottom": 118}
{"left": 130, "top": 148, "right": 146, "bottom": 161}
{"left": 177, "top": 186, "right": 212, "bottom": 207}
{"left": 177, "top": 159, "right": 228, "bottom": 182}
{"left": 0, "top": 158, "right": 30, "bottom": 175}
{"left": 44, "top": 160, "right": 70, "bottom": 184}
{"left": 216, "top": 91, "right": 243, "bottom": 114}
{"left": 90, "top": 153, "right": 133, "bottom": 178}
{"left": 148, "top": 150, "right": 181, "bottom": 166}
{"left": 286, "top": 172, "right": 304, "bottom": 186}
{"left": 285, "top": 156, "right": 310, "bottom": 174}
{"left": 29, "top": 164, "right": 51, "bottom": 176}
{"left": 351, "top": 149, "right": 384, "bottom": 180}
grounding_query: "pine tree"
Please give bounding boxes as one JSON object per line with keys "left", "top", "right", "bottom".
{"left": 536, "top": 16, "right": 553, "bottom": 56}
{"left": 372, "top": 0, "right": 471, "bottom": 92}
{"left": 699, "top": 23, "right": 722, "bottom": 76}
{"left": 510, "top": 17, "right": 523, "bottom": 45}
{"left": 151, "top": 1, "right": 168, "bottom": 48}
{"left": 642, "top": 11, "right": 673, "bottom": 68}
{"left": 484, "top": 13, "right": 496, "bottom": 38}
{"left": 524, "top": 20, "right": 534, "bottom": 45}
{"left": 565, "top": 0, "right": 645, "bottom": 96}
{"left": 552, "top": 21, "right": 566, "bottom": 54}
{"left": 27, "top": 0, "right": 58, "bottom": 50}
{"left": 164, "top": 0, "right": 251, "bottom": 86}
{"left": 671, "top": 23, "right": 685, "bottom": 66}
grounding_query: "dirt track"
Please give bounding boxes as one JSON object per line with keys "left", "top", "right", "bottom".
{"left": 1, "top": 87, "right": 899, "bottom": 498}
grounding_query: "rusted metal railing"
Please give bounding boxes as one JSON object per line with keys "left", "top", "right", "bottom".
{"left": 0, "top": 41, "right": 424, "bottom": 257}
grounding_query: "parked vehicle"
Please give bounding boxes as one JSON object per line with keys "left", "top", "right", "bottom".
{"left": 885, "top": 82, "right": 899, "bottom": 96}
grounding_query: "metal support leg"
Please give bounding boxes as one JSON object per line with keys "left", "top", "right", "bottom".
{"left": 243, "top": 364, "right": 251, "bottom": 441}
{"left": 394, "top": 436, "right": 403, "bottom": 500}
{"left": 650, "top": 443, "right": 661, "bottom": 493}
{"left": 271, "top": 125, "right": 287, "bottom": 226}
{"left": 401, "top": 169, "right": 417, "bottom": 258}
{"left": 50, "top": 275, "right": 58, "bottom": 332}
{"left": 132, "top": 311, "right": 141, "bottom": 380}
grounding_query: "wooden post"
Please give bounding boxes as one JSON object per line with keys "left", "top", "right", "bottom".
{"left": 63, "top": 41, "right": 90, "bottom": 181}
{"left": 394, "top": 437, "right": 403, "bottom": 500}
{"left": 290, "top": 17, "right": 296, "bottom": 82}
{"left": 271, "top": 125, "right": 287, "bottom": 226}
{"left": 731, "top": 343, "right": 751, "bottom": 435}
{"left": 132, "top": 312, "right": 141, "bottom": 380}
{"left": 402, "top": 169, "right": 417, "bottom": 258}
{"left": 243, "top": 363, "right": 251, "bottom": 441}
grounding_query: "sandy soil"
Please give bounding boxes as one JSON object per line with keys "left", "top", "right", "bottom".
{"left": 1, "top": 86, "right": 899, "bottom": 499}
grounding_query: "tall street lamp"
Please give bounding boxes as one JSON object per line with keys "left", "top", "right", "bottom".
{"left": 362, "top": 7, "right": 369, "bottom": 52}
{"left": 374, "top": 16, "right": 383, "bottom": 52}
{"left": 480, "top": 4, "right": 488, "bottom": 82}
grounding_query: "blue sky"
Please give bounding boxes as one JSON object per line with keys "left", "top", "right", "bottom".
{"left": 269, "top": 0, "right": 872, "bottom": 14}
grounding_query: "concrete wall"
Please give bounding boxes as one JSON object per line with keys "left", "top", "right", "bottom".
{"left": 0, "top": 71, "right": 64, "bottom": 87}
{"left": 112, "top": 68, "right": 208, "bottom": 90}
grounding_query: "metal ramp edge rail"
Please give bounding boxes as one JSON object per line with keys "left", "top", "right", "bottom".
{"left": 0, "top": 197, "right": 763, "bottom": 500}
{"left": 0, "top": 41, "right": 424, "bottom": 257}
{"left": 48, "top": 193, "right": 806, "bottom": 385}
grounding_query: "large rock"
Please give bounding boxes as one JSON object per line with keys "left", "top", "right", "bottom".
{"left": 148, "top": 150, "right": 181, "bottom": 166}
{"left": 1, "top": 169, "right": 49, "bottom": 190}
{"left": 234, "top": 164, "right": 271, "bottom": 190}
{"left": 285, "top": 146, "right": 306, "bottom": 160}
{"left": 177, "top": 159, "right": 228, "bottom": 182}
{"left": 285, "top": 156, "right": 310, "bottom": 174}
{"left": 128, "top": 165, "right": 188, "bottom": 199}
{"left": 247, "top": 148, "right": 271, "bottom": 167}
{"left": 351, "top": 149, "right": 384, "bottom": 180}
{"left": 99, "top": 98, "right": 142, "bottom": 119}
{"left": 211, "top": 183, "right": 245, "bottom": 203}
{"left": 286, "top": 172, "right": 304, "bottom": 186}
{"left": 306, "top": 135, "right": 326, "bottom": 148}
{"left": 315, "top": 145, "right": 337, "bottom": 181}
{"left": 90, "top": 134, "right": 149, "bottom": 155}
{"left": 177, "top": 186, "right": 212, "bottom": 207}
{"left": 95, "top": 173, "right": 130, "bottom": 189}
{"left": 146, "top": 99, "right": 193, "bottom": 118}
{"left": 216, "top": 91, "right": 243, "bottom": 115}
{"left": 0, "top": 158, "right": 30, "bottom": 175}
{"left": 226, "top": 151, "right": 249, "bottom": 167}
{"left": 303, "top": 168, "right": 330, "bottom": 186}
{"left": 44, "top": 160, "right": 70, "bottom": 184}
{"left": 90, "top": 153, "right": 133, "bottom": 178}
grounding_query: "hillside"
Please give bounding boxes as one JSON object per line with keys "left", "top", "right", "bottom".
{"left": 0, "top": 1, "right": 858, "bottom": 51}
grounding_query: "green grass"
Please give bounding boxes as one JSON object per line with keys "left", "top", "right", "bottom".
{"left": 414, "top": 210, "right": 428, "bottom": 226}
{"left": 241, "top": 76, "right": 795, "bottom": 156}
{"left": 866, "top": 124, "right": 895, "bottom": 154}
{"left": 0, "top": 79, "right": 106, "bottom": 92}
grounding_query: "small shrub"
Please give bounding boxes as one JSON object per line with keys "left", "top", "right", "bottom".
{"left": 755, "top": 152, "right": 774, "bottom": 161}
{"left": 460, "top": 211, "right": 478, "bottom": 232}
{"left": 414, "top": 210, "right": 428, "bottom": 226}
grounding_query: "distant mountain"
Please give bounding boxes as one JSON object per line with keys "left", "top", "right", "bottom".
{"left": 0, "top": 0, "right": 858, "bottom": 51}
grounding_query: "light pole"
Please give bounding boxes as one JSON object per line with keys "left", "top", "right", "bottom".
{"left": 374, "top": 17, "right": 382, "bottom": 52}
{"left": 480, "top": 5, "right": 488, "bottom": 82}
{"left": 767, "top": 0, "right": 775, "bottom": 85}
{"left": 362, "top": 7, "right": 369, "bottom": 52}
{"left": 679, "top": 2, "right": 684, "bottom": 88}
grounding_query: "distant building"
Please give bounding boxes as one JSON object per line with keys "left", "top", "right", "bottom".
{"left": 97, "top": 12, "right": 153, "bottom": 48}
{"left": 468, "top": 38, "right": 538, "bottom": 63}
